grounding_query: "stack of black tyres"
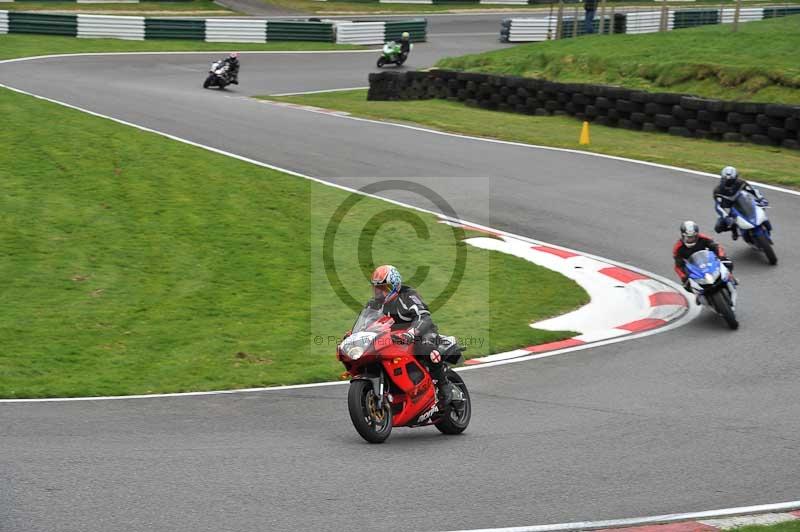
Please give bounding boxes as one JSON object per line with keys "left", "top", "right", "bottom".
{"left": 367, "top": 70, "right": 800, "bottom": 150}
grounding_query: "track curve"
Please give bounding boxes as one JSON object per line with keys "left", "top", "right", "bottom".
{"left": 1, "top": 30, "right": 799, "bottom": 532}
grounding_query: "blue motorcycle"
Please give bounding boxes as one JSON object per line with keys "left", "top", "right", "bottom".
{"left": 729, "top": 191, "right": 777, "bottom": 265}
{"left": 685, "top": 249, "right": 739, "bottom": 330}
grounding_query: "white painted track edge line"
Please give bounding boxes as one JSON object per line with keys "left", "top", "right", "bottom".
{"left": 444, "top": 500, "right": 800, "bottom": 532}
{"left": 0, "top": 79, "right": 694, "bottom": 403}
{"left": 0, "top": 49, "right": 379, "bottom": 65}
{"left": 271, "top": 86, "right": 369, "bottom": 96}
{"left": 255, "top": 96, "right": 800, "bottom": 198}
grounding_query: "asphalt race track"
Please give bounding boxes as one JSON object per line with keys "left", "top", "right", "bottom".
{"left": 1, "top": 19, "right": 799, "bottom": 532}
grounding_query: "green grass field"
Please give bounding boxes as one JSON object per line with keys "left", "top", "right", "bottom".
{"left": 1, "top": 0, "right": 233, "bottom": 14}
{"left": 259, "top": 0, "right": 800, "bottom": 15}
{"left": 0, "top": 34, "right": 364, "bottom": 61}
{"left": 0, "top": 86, "right": 587, "bottom": 398}
{"left": 437, "top": 15, "right": 800, "bottom": 104}
{"left": 264, "top": 89, "right": 800, "bottom": 189}
{"left": 735, "top": 521, "right": 800, "bottom": 532}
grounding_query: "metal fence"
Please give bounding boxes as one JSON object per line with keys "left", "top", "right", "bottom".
{"left": 501, "top": 3, "right": 800, "bottom": 42}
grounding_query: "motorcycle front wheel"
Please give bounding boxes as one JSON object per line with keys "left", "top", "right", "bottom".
{"left": 710, "top": 291, "right": 738, "bottom": 330}
{"left": 435, "top": 369, "right": 471, "bottom": 435}
{"left": 754, "top": 233, "right": 778, "bottom": 265}
{"left": 377, "top": 57, "right": 386, "bottom": 68}
{"left": 203, "top": 74, "right": 214, "bottom": 89}
{"left": 348, "top": 380, "right": 393, "bottom": 443}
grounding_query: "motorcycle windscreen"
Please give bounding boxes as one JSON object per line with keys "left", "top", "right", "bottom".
{"left": 351, "top": 306, "right": 385, "bottom": 334}
{"left": 733, "top": 193, "right": 758, "bottom": 223}
{"left": 686, "top": 249, "right": 719, "bottom": 278}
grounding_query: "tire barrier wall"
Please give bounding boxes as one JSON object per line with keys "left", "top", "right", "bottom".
{"left": 78, "top": 13, "right": 144, "bottom": 39}
{"left": 8, "top": 11, "right": 77, "bottom": 35}
{"left": 0, "top": 12, "right": 426, "bottom": 43}
{"left": 368, "top": 69, "right": 800, "bottom": 151}
{"left": 266, "top": 21, "right": 333, "bottom": 41}
{"left": 501, "top": 14, "right": 624, "bottom": 41}
{"left": 501, "top": 6, "right": 800, "bottom": 42}
{"left": 205, "top": 18, "right": 266, "bottom": 43}
{"left": 0, "top": 0, "right": 192, "bottom": 2}
{"left": 335, "top": 21, "right": 385, "bottom": 44}
{"left": 335, "top": 18, "right": 427, "bottom": 44}
{"left": 385, "top": 18, "right": 426, "bottom": 42}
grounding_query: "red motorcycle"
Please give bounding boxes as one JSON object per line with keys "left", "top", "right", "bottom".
{"left": 337, "top": 306, "right": 471, "bottom": 443}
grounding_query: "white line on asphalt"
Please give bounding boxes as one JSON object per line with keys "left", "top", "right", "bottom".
{"left": 444, "top": 501, "right": 800, "bottom": 532}
{"left": 0, "top": 78, "right": 696, "bottom": 402}
{"left": 0, "top": 49, "right": 379, "bottom": 65}
{"left": 271, "top": 86, "right": 369, "bottom": 96}
{"left": 255, "top": 98, "right": 800, "bottom": 198}
{"left": 3, "top": 51, "right": 796, "bottom": 401}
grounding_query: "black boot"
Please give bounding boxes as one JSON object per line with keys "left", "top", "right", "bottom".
{"left": 731, "top": 225, "right": 739, "bottom": 241}
{"left": 428, "top": 361, "right": 452, "bottom": 406}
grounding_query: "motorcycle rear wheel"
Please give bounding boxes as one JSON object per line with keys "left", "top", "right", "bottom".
{"left": 435, "top": 369, "right": 471, "bottom": 435}
{"left": 754, "top": 233, "right": 778, "bottom": 265}
{"left": 348, "top": 380, "right": 393, "bottom": 443}
{"left": 710, "top": 291, "right": 738, "bottom": 330}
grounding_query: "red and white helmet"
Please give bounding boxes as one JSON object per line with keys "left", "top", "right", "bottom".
{"left": 229, "top": 52, "right": 239, "bottom": 59}
{"left": 371, "top": 265, "right": 402, "bottom": 303}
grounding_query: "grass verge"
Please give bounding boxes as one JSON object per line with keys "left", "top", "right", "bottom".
{"left": 1, "top": 1, "right": 233, "bottom": 14}
{"left": 0, "top": 86, "right": 587, "bottom": 398}
{"left": 0, "top": 34, "right": 364, "bottom": 61}
{"left": 263, "top": 89, "right": 800, "bottom": 188}
{"left": 437, "top": 15, "right": 800, "bottom": 105}
{"left": 734, "top": 522, "right": 800, "bottom": 532}
{"left": 259, "top": 0, "right": 800, "bottom": 14}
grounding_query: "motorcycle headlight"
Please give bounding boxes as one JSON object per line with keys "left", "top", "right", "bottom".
{"left": 705, "top": 273, "right": 715, "bottom": 284}
{"left": 346, "top": 345, "right": 364, "bottom": 360}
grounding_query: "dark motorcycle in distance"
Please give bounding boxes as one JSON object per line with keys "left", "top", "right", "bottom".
{"left": 203, "top": 60, "right": 233, "bottom": 89}
{"left": 337, "top": 305, "right": 470, "bottom": 443}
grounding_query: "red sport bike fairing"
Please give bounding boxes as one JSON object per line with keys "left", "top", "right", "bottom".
{"left": 337, "top": 306, "right": 471, "bottom": 443}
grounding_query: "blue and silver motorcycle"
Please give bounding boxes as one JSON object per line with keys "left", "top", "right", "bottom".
{"left": 730, "top": 191, "right": 777, "bottom": 265}
{"left": 685, "top": 249, "right": 739, "bottom": 330}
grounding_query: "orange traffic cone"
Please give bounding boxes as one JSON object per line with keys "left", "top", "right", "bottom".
{"left": 579, "top": 121, "right": 591, "bottom": 145}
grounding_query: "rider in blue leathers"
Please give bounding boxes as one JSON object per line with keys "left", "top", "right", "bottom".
{"left": 713, "top": 166, "right": 770, "bottom": 240}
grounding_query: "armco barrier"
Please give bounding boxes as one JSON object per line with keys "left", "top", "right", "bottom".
{"left": 503, "top": 6, "right": 797, "bottom": 41}
{"left": 503, "top": 17, "right": 554, "bottom": 42}
{"left": 267, "top": 21, "right": 333, "bottom": 41}
{"left": 145, "top": 18, "right": 204, "bottom": 40}
{"left": 720, "top": 7, "right": 763, "bottom": 23}
{"left": 385, "top": 18, "right": 426, "bottom": 42}
{"left": 673, "top": 8, "right": 718, "bottom": 28}
{"left": 336, "top": 21, "right": 384, "bottom": 45}
{"left": 368, "top": 70, "right": 800, "bottom": 151}
{"left": 763, "top": 5, "right": 800, "bottom": 17}
{"left": 3, "top": 12, "right": 424, "bottom": 43}
{"left": 206, "top": 18, "right": 266, "bottom": 43}
{"left": 77, "top": 14, "right": 144, "bottom": 40}
{"left": 9, "top": 12, "right": 77, "bottom": 36}
{"left": 625, "top": 11, "right": 671, "bottom": 33}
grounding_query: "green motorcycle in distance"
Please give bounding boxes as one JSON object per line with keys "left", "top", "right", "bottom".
{"left": 377, "top": 41, "right": 411, "bottom": 68}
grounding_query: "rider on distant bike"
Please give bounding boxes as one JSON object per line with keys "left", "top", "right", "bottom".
{"left": 368, "top": 265, "right": 460, "bottom": 406}
{"left": 713, "top": 166, "right": 769, "bottom": 240}
{"left": 220, "top": 52, "right": 240, "bottom": 85}
{"left": 673, "top": 221, "right": 735, "bottom": 298}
